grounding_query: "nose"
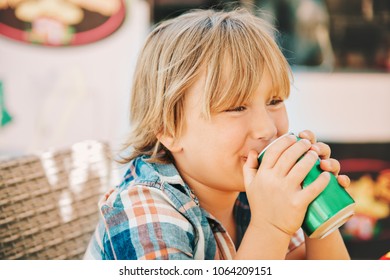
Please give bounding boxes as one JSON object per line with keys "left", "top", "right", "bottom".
{"left": 250, "top": 107, "right": 277, "bottom": 141}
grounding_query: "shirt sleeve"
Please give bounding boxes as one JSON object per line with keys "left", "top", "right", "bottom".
{"left": 87, "top": 184, "right": 197, "bottom": 260}
{"left": 288, "top": 228, "right": 305, "bottom": 253}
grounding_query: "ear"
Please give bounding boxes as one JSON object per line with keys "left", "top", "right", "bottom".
{"left": 157, "top": 133, "right": 183, "bottom": 153}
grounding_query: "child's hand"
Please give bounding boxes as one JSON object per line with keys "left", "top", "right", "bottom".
{"left": 243, "top": 134, "right": 330, "bottom": 237}
{"left": 298, "top": 130, "right": 351, "bottom": 189}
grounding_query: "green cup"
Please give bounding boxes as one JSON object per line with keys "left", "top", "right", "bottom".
{"left": 257, "top": 133, "right": 355, "bottom": 239}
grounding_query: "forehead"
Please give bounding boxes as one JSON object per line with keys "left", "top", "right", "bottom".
{"left": 166, "top": 10, "right": 291, "bottom": 117}
{"left": 197, "top": 42, "right": 288, "bottom": 116}
{"left": 184, "top": 63, "right": 274, "bottom": 113}
{"left": 183, "top": 69, "right": 207, "bottom": 114}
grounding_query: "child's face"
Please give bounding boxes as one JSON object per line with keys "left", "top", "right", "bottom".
{"left": 172, "top": 69, "right": 289, "bottom": 193}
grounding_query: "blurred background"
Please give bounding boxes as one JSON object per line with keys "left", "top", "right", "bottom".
{"left": 0, "top": 0, "right": 389, "bottom": 259}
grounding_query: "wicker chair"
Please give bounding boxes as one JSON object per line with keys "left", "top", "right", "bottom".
{"left": 0, "top": 140, "right": 113, "bottom": 259}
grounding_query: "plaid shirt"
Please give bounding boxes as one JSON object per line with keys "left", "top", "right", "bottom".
{"left": 84, "top": 155, "right": 304, "bottom": 260}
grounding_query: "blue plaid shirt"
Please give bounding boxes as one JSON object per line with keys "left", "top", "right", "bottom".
{"left": 84, "top": 155, "right": 304, "bottom": 259}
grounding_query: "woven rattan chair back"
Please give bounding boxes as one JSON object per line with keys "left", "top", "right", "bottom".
{"left": 0, "top": 141, "right": 112, "bottom": 259}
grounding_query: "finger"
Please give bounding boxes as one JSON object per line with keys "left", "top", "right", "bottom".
{"left": 299, "top": 172, "right": 330, "bottom": 207}
{"left": 319, "top": 158, "right": 341, "bottom": 176}
{"left": 288, "top": 150, "right": 319, "bottom": 186}
{"left": 243, "top": 150, "right": 260, "bottom": 188}
{"left": 273, "top": 138, "right": 312, "bottom": 175}
{"left": 298, "top": 130, "right": 316, "bottom": 144}
{"left": 337, "top": 175, "right": 351, "bottom": 189}
{"left": 310, "top": 142, "right": 331, "bottom": 159}
{"left": 259, "top": 134, "right": 297, "bottom": 169}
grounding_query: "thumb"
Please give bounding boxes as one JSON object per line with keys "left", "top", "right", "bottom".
{"left": 243, "top": 150, "right": 259, "bottom": 188}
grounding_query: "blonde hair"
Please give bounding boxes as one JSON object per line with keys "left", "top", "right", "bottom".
{"left": 121, "top": 8, "right": 291, "bottom": 164}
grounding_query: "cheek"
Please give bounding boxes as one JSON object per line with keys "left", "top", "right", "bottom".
{"left": 200, "top": 128, "right": 242, "bottom": 156}
{"left": 210, "top": 121, "right": 248, "bottom": 152}
{"left": 272, "top": 107, "right": 289, "bottom": 135}
{"left": 198, "top": 116, "right": 244, "bottom": 142}
{"left": 180, "top": 121, "right": 224, "bottom": 154}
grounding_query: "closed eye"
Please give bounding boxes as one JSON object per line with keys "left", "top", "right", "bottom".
{"left": 225, "top": 106, "right": 247, "bottom": 112}
{"left": 267, "top": 99, "right": 284, "bottom": 106}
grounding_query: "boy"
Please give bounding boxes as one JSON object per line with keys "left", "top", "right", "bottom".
{"left": 84, "top": 8, "right": 351, "bottom": 259}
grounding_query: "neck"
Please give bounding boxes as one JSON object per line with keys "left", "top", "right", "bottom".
{"left": 181, "top": 173, "right": 240, "bottom": 248}
{"left": 182, "top": 174, "right": 239, "bottom": 223}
